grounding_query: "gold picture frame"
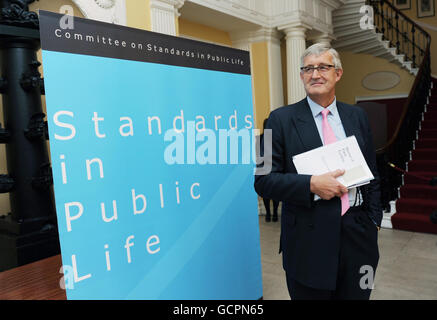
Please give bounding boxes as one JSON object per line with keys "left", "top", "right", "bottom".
{"left": 394, "top": 0, "right": 411, "bottom": 10}
{"left": 417, "top": 0, "right": 435, "bottom": 17}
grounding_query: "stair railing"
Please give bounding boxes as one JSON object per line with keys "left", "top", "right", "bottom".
{"left": 366, "top": 0, "right": 432, "bottom": 211}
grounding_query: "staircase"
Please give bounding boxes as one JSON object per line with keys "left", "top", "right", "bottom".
{"left": 333, "top": 0, "right": 435, "bottom": 233}
{"left": 332, "top": 0, "right": 419, "bottom": 75}
{"left": 391, "top": 78, "right": 437, "bottom": 234}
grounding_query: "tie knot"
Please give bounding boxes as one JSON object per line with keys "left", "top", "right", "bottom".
{"left": 321, "top": 108, "right": 330, "bottom": 118}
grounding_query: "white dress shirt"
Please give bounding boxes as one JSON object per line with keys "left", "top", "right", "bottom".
{"left": 306, "top": 96, "right": 362, "bottom": 206}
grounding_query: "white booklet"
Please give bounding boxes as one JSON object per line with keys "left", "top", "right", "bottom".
{"left": 292, "top": 136, "right": 374, "bottom": 188}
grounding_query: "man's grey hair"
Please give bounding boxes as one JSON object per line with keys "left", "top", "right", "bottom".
{"left": 300, "top": 43, "right": 342, "bottom": 70}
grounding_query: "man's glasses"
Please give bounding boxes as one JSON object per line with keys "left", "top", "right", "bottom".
{"left": 300, "top": 64, "right": 335, "bottom": 74}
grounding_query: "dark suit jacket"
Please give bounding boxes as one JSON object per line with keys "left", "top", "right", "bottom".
{"left": 254, "top": 98, "right": 382, "bottom": 290}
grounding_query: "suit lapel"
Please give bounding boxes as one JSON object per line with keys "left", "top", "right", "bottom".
{"left": 293, "top": 99, "right": 365, "bottom": 152}
{"left": 337, "top": 102, "right": 365, "bottom": 149}
{"left": 294, "top": 98, "right": 324, "bottom": 151}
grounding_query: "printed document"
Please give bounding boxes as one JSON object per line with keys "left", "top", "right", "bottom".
{"left": 292, "top": 136, "right": 374, "bottom": 188}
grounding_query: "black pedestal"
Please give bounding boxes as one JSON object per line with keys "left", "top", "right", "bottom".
{"left": 0, "top": 14, "right": 60, "bottom": 271}
{"left": 0, "top": 214, "right": 59, "bottom": 271}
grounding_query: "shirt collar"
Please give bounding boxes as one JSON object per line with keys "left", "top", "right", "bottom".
{"left": 306, "top": 96, "right": 338, "bottom": 118}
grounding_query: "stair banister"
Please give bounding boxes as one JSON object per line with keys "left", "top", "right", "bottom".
{"left": 365, "top": 0, "right": 432, "bottom": 211}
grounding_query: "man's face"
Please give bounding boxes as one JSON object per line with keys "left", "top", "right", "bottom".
{"left": 300, "top": 51, "right": 343, "bottom": 100}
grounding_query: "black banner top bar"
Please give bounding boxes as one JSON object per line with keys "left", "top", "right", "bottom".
{"left": 39, "top": 11, "right": 251, "bottom": 75}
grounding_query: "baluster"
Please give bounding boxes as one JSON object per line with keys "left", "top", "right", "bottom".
{"left": 402, "top": 19, "right": 407, "bottom": 59}
{"left": 395, "top": 12, "right": 400, "bottom": 54}
{"left": 385, "top": 3, "right": 388, "bottom": 40}
{"left": 390, "top": 7, "right": 394, "bottom": 47}
{"left": 404, "top": 20, "right": 408, "bottom": 59}
{"left": 388, "top": 4, "right": 391, "bottom": 41}
{"left": 422, "top": 32, "right": 426, "bottom": 63}
{"left": 375, "top": 0, "right": 380, "bottom": 33}
{"left": 380, "top": 0, "right": 385, "bottom": 39}
{"left": 386, "top": 5, "right": 389, "bottom": 44}
{"left": 387, "top": 6, "right": 391, "bottom": 45}
{"left": 420, "top": 32, "right": 424, "bottom": 65}
{"left": 378, "top": 0, "right": 382, "bottom": 33}
{"left": 411, "top": 24, "right": 416, "bottom": 67}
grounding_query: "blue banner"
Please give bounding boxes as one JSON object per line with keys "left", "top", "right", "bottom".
{"left": 40, "top": 11, "right": 262, "bottom": 300}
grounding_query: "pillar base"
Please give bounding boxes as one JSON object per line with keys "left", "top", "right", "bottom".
{"left": 0, "top": 214, "right": 60, "bottom": 272}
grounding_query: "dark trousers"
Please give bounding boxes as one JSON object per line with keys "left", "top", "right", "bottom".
{"left": 263, "top": 198, "right": 279, "bottom": 217}
{"left": 286, "top": 207, "right": 379, "bottom": 300}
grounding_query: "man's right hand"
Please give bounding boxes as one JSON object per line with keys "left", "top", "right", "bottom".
{"left": 310, "top": 169, "right": 348, "bottom": 200}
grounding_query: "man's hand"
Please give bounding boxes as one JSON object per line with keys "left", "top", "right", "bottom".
{"left": 310, "top": 169, "right": 348, "bottom": 200}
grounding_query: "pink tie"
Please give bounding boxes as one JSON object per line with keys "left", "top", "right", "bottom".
{"left": 321, "top": 109, "right": 350, "bottom": 216}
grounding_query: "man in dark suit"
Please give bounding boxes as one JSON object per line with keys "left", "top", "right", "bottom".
{"left": 254, "top": 43, "right": 382, "bottom": 300}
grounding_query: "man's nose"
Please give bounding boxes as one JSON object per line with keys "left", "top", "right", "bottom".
{"left": 311, "top": 68, "right": 321, "bottom": 78}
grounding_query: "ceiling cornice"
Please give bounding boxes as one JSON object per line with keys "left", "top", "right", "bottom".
{"left": 184, "top": 0, "right": 341, "bottom": 32}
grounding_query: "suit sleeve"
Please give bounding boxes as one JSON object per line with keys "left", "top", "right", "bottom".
{"left": 254, "top": 111, "right": 314, "bottom": 208}
{"left": 359, "top": 108, "right": 383, "bottom": 226}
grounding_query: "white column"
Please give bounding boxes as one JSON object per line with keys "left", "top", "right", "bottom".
{"left": 265, "top": 29, "right": 284, "bottom": 110}
{"left": 150, "top": 0, "right": 185, "bottom": 36}
{"left": 283, "top": 26, "right": 307, "bottom": 104}
{"left": 309, "top": 32, "right": 335, "bottom": 46}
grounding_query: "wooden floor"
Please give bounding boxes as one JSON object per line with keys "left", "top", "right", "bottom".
{"left": 0, "top": 255, "right": 66, "bottom": 300}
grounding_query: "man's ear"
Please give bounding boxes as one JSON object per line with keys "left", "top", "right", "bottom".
{"left": 335, "top": 68, "right": 343, "bottom": 82}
